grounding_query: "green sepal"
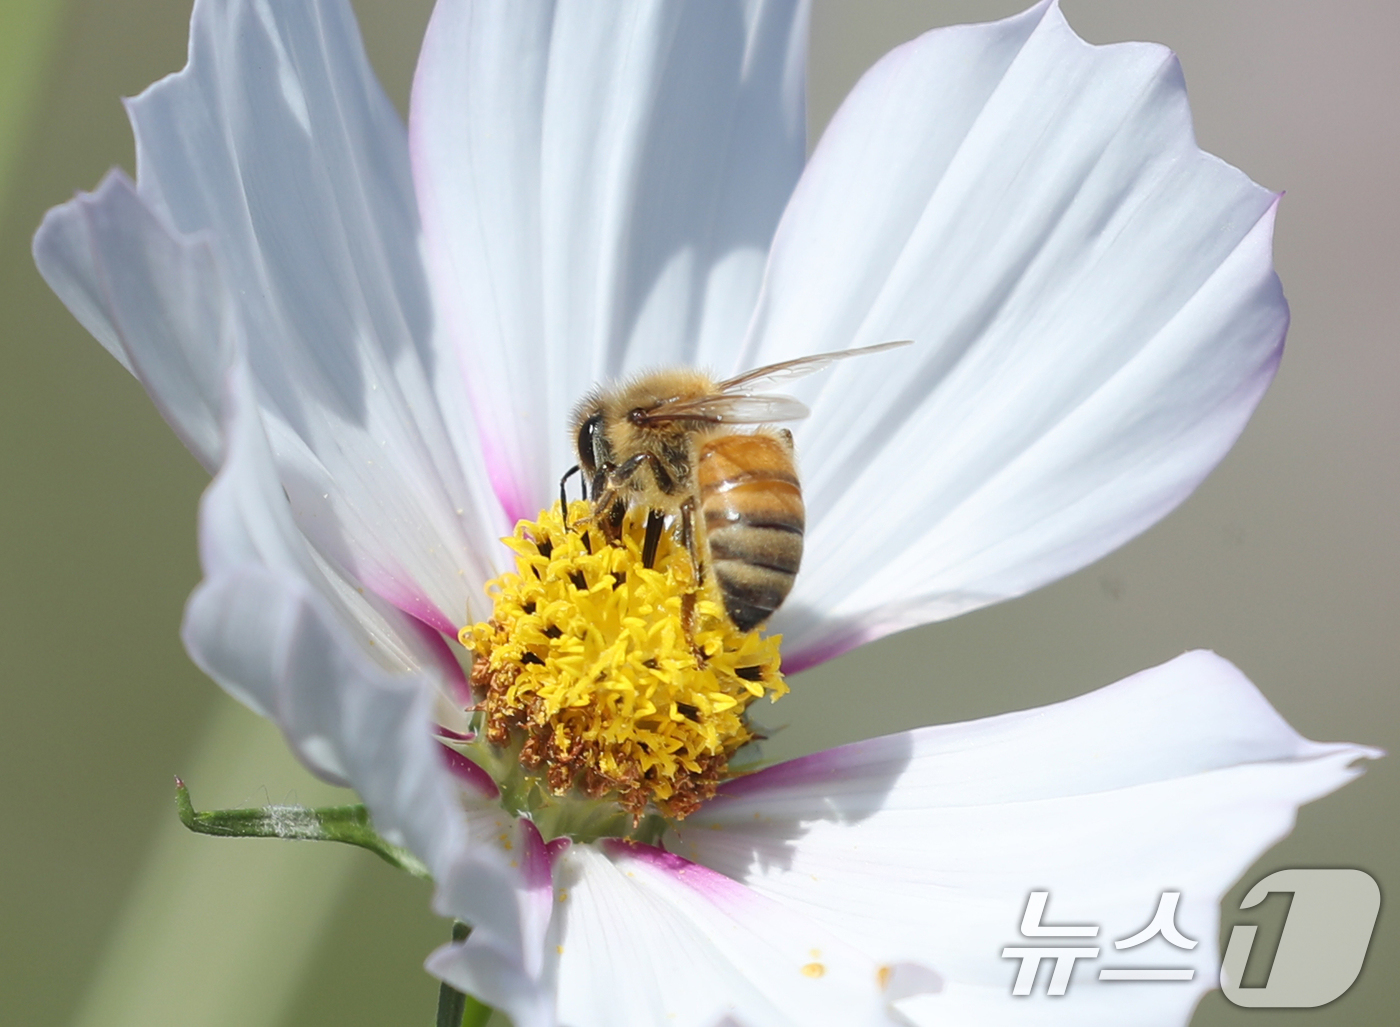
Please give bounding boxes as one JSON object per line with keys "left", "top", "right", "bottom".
{"left": 174, "top": 777, "right": 431, "bottom": 880}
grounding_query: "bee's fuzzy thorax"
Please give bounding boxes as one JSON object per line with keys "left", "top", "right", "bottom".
{"left": 573, "top": 368, "right": 724, "bottom": 507}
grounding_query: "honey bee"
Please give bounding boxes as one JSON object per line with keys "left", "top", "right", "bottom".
{"left": 565, "top": 341, "right": 910, "bottom": 632}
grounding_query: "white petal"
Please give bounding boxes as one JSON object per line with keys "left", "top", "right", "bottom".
{"left": 671, "top": 652, "right": 1379, "bottom": 1025}
{"left": 192, "top": 358, "right": 457, "bottom": 683}
{"left": 185, "top": 357, "right": 545, "bottom": 986}
{"left": 427, "top": 819, "right": 563, "bottom": 1027}
{"left": 752, "top": 0, "right": 1287, "bottom": 668}
{"left": 187, "top": 561, "right": 555, "bottom": 1003}
{"left": 34, "top": 171, "right": 226, "bottom": 469}
{"left": 32, "top": 187, "right": 130, "bottom": 375}
{"left": 185, "top": 568, "right": 460, "bottom": 864}
{"left": 184, "top": 357, "right": 463, "bottom": 835}
{"left": 411, "top": 0, "right": 808, "bottom": 520}
{"left": 547, "top": 841, "right": 897, "bottom": 1027}
{"left": 122, "top": 0, "right": 506, "bottom": 628}
{"left": 429, "top": 932, "right": 555, "bottom": 1027}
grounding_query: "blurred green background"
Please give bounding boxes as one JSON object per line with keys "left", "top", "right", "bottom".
{"left": 2, "top": 1, "right": 1395, "bottom": 1025}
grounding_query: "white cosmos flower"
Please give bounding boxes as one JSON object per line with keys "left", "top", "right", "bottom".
{"left": 34, "top": 0, "right": 1377, "bottom": 1025}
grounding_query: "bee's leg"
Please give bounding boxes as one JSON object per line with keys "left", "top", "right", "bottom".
{"left": 681, "top": 592, "right": 698, "bottom": 654}
{"left": 641, "top": 509, "right": 665, "bottom": 569}
{"left": 611, "top": 452, "right": 675, "bottom": 493}
{"left": 578, "top": 463, "right": 625, "bottom": 543}
{"left": 558, "top": 464, "right": 581, "bottom": 527}
{"left": 679, "top": 498, "right": 702, "bottom": 584}
{"left": 602, "top": 493, "right": 626, "bottom": 542}
{"left": 591, "top": 465, "right": 611, "bottom": 501}
{"left": 679, "top": 498, "right": 702, "bottom": 645}
{"left": 593, "top": 455, "right": 672, "bottom": 548}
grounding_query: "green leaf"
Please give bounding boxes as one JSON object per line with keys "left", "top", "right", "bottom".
{"left": 174, "top": 777, "right": 432, "bottom": 880}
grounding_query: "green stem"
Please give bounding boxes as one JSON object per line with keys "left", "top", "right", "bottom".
{"left": 174, "top": 777, "right": 431, "bottom": 880}
{"left": 436, "top": 922, "right": 496, "bottom": 1027}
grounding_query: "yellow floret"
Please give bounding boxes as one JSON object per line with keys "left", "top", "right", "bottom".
{"left": 460, "top": 501, "right": 786, "bottom": 820}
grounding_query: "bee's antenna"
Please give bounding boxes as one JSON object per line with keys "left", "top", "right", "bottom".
{"left": 559, "top": 465, "right": 582, "bottom": 528}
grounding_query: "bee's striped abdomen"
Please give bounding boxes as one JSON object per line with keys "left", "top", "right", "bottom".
{"left": 697, "top": 432, "right": 804, "bottom": 632}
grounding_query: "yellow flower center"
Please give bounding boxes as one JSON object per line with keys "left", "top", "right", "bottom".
{"left": 459, "top": 501, "right": 786, "bottom": 824}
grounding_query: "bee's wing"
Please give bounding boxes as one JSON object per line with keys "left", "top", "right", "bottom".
{"left": 636, "top": 393, "right": 810, "bottom": 425}
{"left": 716, "top": 339, "right": 912, "bottom": 393}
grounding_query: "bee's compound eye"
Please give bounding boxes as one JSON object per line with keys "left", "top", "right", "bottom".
{"left": 576, "top": 413, "right": 604, "bottom": 472}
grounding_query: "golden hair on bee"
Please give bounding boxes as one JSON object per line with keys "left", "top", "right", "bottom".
{"left": 570, "top": 367, "right": 718, "bottom": 513}
{"left": 565, "top": 341, "right": 910, "bottom": 632}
